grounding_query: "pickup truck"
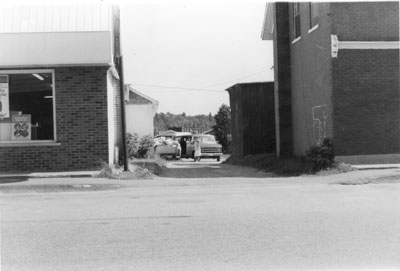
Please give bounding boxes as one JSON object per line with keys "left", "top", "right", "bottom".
{"left": 181, "top": 134, "right": 223, "bottom": 162}
{"left": 154, "top": 131, "right": 191, "bottom": 160}
{"left": 154, "top": 132, "right": 223, "bottom": 161}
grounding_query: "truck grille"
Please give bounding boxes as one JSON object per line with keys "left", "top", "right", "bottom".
{"left": 201, "top": 147, "right": 221, "bottom": 153}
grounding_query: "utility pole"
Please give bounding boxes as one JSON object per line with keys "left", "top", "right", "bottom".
{"left": 117, "top": 55, "right": 128, "bottom": 171}
{"left": 114, "top": 5, "right": 128, "bottom": 171}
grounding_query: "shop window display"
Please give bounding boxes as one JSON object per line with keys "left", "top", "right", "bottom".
{"left": 0, "top": 70, "right": 55, "bottom": 142}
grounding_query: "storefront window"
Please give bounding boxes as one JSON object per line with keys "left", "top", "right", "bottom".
{"left": 0, "top": 70, "right": 55, "bottom": 142}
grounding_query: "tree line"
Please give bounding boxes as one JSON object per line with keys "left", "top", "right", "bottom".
{"left": 154, "top": 104, "right": 231, "bottom": 153}
{"left": 154, "top": 112, "right": 215, "bottom": 135}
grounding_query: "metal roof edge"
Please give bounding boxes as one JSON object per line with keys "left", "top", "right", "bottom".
{"left": 125, "top": 84, "right": 159, "bottom": 106}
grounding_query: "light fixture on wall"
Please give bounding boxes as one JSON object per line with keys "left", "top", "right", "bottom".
{"left": 32, "top": 74, "right": 44, "bottom": 80}
{"left": 43, "top": 96, "right": 53, "bottom": 99}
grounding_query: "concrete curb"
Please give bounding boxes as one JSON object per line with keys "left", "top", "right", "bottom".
{"left": 0, "top": 171, "right": 99, "bottom": 179}
{"left": 351, "top": 164, "right": 400, "bottom": 170}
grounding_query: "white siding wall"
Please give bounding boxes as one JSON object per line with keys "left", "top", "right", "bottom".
{"left": 0, "top": 5, "right": 111, "bottom": 33}
{"left": 126, "top": 104, "right": 155, "bottom": 138}
{"left": 107, "top": 70, "right": 116, "bottom": 165}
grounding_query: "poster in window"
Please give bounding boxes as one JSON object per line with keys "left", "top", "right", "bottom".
{"left": 11, "top": 114, "right": 31, "bottom": 141}
{"left": 0, "top": 75, "right": 9, "bottom": 118}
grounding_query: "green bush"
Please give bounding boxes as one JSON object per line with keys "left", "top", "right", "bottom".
{"left": 126, "top": 133, "right": 140, "bottom": 159}
{"left": 305, "top": 138, "right": 335, "bottom": 172}
{"left": 127, "top": 133, "right": 154, "bottom": 159}
{"left": 138, "top": 135, "right": 154, "bottom": 158}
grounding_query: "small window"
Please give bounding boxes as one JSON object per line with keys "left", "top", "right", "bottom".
{"left": 0, "top": 70, "right": 55, "bottom": 142}
{"left": 293, "top": 3, "right": 301, "bottom": 39}
{"left": 309, "top": 2, "right": 319, "bottom": 29}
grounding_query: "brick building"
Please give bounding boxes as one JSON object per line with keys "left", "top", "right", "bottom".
{"left": 226, "top": 82, "right": 275, "bottom": 157}
{"left": 0, "top": 5, "right": 123, "bottom": 172}
{"left": 262, "top": 2, "right": 400, "bottom": 163}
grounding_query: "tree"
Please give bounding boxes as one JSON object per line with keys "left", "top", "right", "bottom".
{"left": 213, "top": 104, "right": 231, "bottom": 153}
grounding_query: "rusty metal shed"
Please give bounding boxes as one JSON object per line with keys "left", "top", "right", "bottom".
{"left": 226, "top": 82, "right": 275, "bottom": 157}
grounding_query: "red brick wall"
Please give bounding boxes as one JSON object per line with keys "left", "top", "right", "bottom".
{"left": 289, "top": 2, "right": 334, "bottom": 155}
{"left": 0, "top": 66, "right": 110, "bottom": 172}
{"left": 331, "top": 2, "right": 399, "bottom": 41}
{"left": 332, "top": 2, "right": 400, "bottom": 156}
{"left": 273, "top": 2, "right": 293, "bottom": 156}
{"left": 333, "top": 50, "right": 400, "bottom": 156}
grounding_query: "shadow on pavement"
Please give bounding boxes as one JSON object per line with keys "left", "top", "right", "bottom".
{"left": 0, "top": 177, "right": 30, "bottom": 184}
{"left": 0, "top": 184, "right": 122, "bottom": 194}
{"left": 158, "top": 163, "right": 278, "bottom": 178}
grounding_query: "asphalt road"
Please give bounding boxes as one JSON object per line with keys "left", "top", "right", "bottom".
{"left": 1, "top": 174, "right": 400, "bottom": 271}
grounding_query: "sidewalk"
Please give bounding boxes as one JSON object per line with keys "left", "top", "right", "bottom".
{"left": 0, "top": 170, "right": 99, "bottom": 179}
{"left": 351, "top": 164, "right": 400, "bottom": 170}
{"left": 1, "top": 168, "right": 400, "bottom": 194}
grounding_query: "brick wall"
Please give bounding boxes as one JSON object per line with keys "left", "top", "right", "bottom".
{"left": 332, "top": 2, "right": 400, "bottom": 156}
{"left": 274, "top": 2, "right": 293, "bottom": 156}
{"left": 333, "top": 50, "right": 400, "bottom": 156}
{"left": 0, "top": 66, "right": 110, "bottom": 172}
{"left": 331, "top": 2, "right": 399, "bottom": 41}
{"left": 289, "top": 2, "right": 334, "bottom": 155}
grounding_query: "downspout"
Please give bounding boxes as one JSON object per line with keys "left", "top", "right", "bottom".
{"left": 117, "top": 55, "right": 128, "bottom": 171}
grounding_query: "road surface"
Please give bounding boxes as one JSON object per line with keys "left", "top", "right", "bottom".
{"left": 1, "top": 171, "right": 400, "bottom": 270}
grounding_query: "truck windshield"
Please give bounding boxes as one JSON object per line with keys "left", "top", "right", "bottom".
{"left": 196, "top": 136, "right": 216, "bottom": 143}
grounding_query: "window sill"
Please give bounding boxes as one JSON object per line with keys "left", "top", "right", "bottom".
{"left": 0, "top": 141, "right": 61, "bottom": 147}
{"left": 291, "top": 37, "right": 301, "bottom": 44}
{"left": 308, "top": 24, "right": 319, "bottom": 34}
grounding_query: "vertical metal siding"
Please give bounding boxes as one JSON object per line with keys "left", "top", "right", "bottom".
{"left": 228, "top": 83, "right": 275, "bottom": 157}
{"left": 0, "top": 5, "right": 111, "bottom": 33}
{"left": 229, "top": 86, "right": 244, "bottom": 157}
{"left": 241, "top": 83, "right": 275, "bottom": 155}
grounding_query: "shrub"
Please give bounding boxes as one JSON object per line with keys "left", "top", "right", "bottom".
{"left": 138, "top": 135, "right": 154, "bottom": 158}
{"left": 126, "top": 133, "right": 140, "bottom": 159}
{"left": 305, "top": 138, "right": 335, "bottom": 172}
{"left": 126, "top": 133, "right": 154, "bottom": 159}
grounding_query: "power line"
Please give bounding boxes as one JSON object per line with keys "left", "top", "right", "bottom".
{"left": 132, "top": 66, "right": 270, "bottom": 93}
{"left": 200, "top": 67, "right": 270, "bottom": 88}
{"left": 132, "top": 84, "right": 224, "bottom": 93}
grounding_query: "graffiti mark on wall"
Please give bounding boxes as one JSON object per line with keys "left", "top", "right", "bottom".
{"left": 312, "top": 105, "right": 328, "bottom": 145}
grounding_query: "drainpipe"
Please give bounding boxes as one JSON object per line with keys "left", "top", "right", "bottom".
{"left": 117, "top": 55, "right": 128, "bottom": 171}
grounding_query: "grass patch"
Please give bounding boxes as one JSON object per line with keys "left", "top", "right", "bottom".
{"left": 225, "top": 153, "right": 355, "bottom": 176}
{"left": 130, "top": 157, "right": 166, "bottom": 176}
{"left": 95, "top": 161, "right": 160, "bottom": 180}
{"left": 314, "top": 162, "right": 357, "bottom": 176}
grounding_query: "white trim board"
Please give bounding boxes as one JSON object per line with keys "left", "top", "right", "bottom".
{"left": 331, "top": 35, "right": 400, "bottom": 58}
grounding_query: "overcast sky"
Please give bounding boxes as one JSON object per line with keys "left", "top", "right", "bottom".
{"left": 120, "top": 0, "right": 274, "bottom": 115}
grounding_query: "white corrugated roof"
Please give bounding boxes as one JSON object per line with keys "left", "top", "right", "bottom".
{"left": 0, "top": 5, "right": 111, "bottom": 33}
{"left": 0, "top": 4, "right": 117, "bottom": 67}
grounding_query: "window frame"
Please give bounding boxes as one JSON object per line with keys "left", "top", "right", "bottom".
{"left": 308, "top": 2, "right": 319, "bottom": 33}
{"left": 292, "top": 2, "right": 301, "bottom": 41}
{"left": 0, "top": 69, "right": 57, "bottom": 145}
